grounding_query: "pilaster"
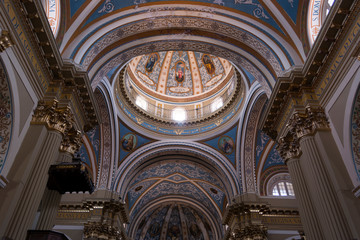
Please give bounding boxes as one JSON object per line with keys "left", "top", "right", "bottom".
{"left": 277, "top": 135, "right": 324, "bottom": 240}
{"left": 286, "top": 106, "right": 352, "bottom": 240}
{"left": 2, "top": 99, "right": 74, "bottom": 240}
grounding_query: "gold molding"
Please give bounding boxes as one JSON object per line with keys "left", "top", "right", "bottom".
{"left": 277, "top": 134, "right": 302, "bottom": 163}
{"left": 288, "top": 106, "right": 330, "bottom": 140}
{"left": 0, "top": 30, "right": 14, "bottom": 52}
{"left": 31, "top": 99, "right": 74, "bottom": 134}
{"left": 60, "top": 128, "right": 83, "bottom": 155}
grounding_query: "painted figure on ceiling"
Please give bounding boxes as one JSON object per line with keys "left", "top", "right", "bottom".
{"left": 175, "top": 61, "right": 185, "bottom": 85}
{"left": 202, "top": 54, "right": 215, "bottom": 75}
{"left": 219, "top": 136, "right": 234, "bottom": 154}
{"left": 122, "top": 133, "right": 136, "bottom": 151}
{"left": 145, "top": 53, "right": 159, "bottom": 73}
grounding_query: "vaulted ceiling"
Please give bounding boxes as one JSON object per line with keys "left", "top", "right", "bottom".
{"left": 52, "top": 0, "right": 329, "bottom": 238}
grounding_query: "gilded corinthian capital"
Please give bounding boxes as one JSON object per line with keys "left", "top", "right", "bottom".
{"left": 277, "top": 135, "right": 301, "bottom": 163}
{"left": 287, "top": 106, "right": 330, "bottom": 139}
{"left": 31, "top": 99, "right": 74, "bottom": 134}
{"left": 60, "top": 127, "right": 83, "bottom": 155}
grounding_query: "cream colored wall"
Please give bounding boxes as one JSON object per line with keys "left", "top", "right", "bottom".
{"left": 0, "top": 46, "right": 38, "bottom": 181}
{"left": 327, "top": 61, "right": 360, "bottom": 187}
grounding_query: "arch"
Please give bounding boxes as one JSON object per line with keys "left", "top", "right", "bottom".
{"left": 59, "top": 4, "right": 307, "bottom": 94}
{"left": 259, "top": 165, "right": 289, "bottom": 196}
{"left": 62, "top": 4, "right": 301, "bottom": 67}
{"left": 239, "top": 86, "right": 268, "bottom": 193}
{"left": 0, "top": 58, "right": 14, "bottom": 185}
{"left": 266, "top": 172, "right": 293, "bottom": 197}
{"left": 113, "top": 141, "right": 240, "bottom": 198}
{"left": 94, "top": 85, "right": 116, "bottom": 189}
{"left": 348, "top": 72, "right": 360, "bottom": 182}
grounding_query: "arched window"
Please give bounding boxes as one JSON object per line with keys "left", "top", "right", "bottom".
{"left": 267, "top": 173, "right": 295, "bottom": 197}
{"left": 271, "top": 181, "right": 295, "bottom": 197}
{"left": 308, "top": 0, "right": 336, "bottom": 44}
{"left": 42, "top": 0, "right": 61, "bottom": 37}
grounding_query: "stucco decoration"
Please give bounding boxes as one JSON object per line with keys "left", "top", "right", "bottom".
{"left": 262, "top": 145, "right": 284, "bottom": 171}
{"left": 0, "top": 60, "right": 13, "bottom": 174}
{"left": 76, "top": 125, "right": 101, "bottom": 181}
{"left": 95, "top": 89, "right": 112, "bottom": 189}
{"left": 351, "top": 85, "right": 360, "bottom": 180}
{"left": 80, "top": 16, "right": 283, "bottom": 76}
{"left": 255, "top": 130, "right": 270, "bottom": 168}
{"left": 243, "top": 94, "right": 267, "bottom": 193}
{"left": 127, "top": 160, "right": 226, "bottom": 218}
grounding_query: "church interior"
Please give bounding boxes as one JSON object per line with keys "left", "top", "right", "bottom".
{"left": 0, "top": 0, "right": 359, "bottom": 239}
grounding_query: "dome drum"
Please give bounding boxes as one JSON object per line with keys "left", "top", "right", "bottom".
{"left": 115, "top": 51, "right": 245, "bottom": 130}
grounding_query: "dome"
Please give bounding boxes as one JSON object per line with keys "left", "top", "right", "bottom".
{"left": 115, "top": 51, "right": 245, "bottom": 136}
{"left": 127, "top": 51, "right": 234, "bottom": 102}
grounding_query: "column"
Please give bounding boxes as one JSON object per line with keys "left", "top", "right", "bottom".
{"left": 277, "top": 136, "right": 324, "bottom": 240}
{"left": 36, "top": 128, "right": 82, "bottom": 230}
{"left": 288, "top": 106, "right": 352, "bottom": 240}
{"left": 3, "top": 100, "right": 74, "bottom": 240}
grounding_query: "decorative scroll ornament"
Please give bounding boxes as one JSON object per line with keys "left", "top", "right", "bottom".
{"left": 31, "top": 99, "right": 74, "bottom": 134}
{"left": 287, "top": 106, "right": 330, "bottom": 139}
{"left": 60, "top": 127, "right": 83, "bottom": 155}
{"left": 277, "top": 135, "right": 302, "bottom": 163}
{"left": 0, "top": 30, "right": 14, "bottom": 52}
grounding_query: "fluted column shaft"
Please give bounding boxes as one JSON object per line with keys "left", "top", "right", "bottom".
{"left": 286, "top": 158, "right": 324, "bottom": 240}
{"left": 35, "top": 189, "right": 61, "bottom": 230}
{"left": 2, "top": 100, "right": 74, "bottom": 240}
{"left": 4, "top": 130, "right": 62, "bottom": 240}
{"left": 299, "top": 135, "right": 351, "bottom": 240}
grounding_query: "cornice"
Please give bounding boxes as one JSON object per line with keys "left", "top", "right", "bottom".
{"left": 16, "top": 0, "right": 99, "bottom": 130}
{"left": 260, "top": 0, "right": 360, "bottom": 140}
{"left": 31, "top": 99, "right": 74, "bottom": 134}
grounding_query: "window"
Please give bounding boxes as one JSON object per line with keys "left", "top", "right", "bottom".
{"left": 43, "top": 0, "right": 61, "bottom": 37}
{"left": 308, "top": 0, "right": 336, "bottom": 44}
{"left": 136, "top": 96, "right": 147, "bottom": 111}
{"left": 211, "top": 98, "right": 223, "bottom": 112}
{"left": 271, "top": 181, "right": 295, "bottom": 197}
{"left": 172, "top": 108, "right": 186, "bottom": 122}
